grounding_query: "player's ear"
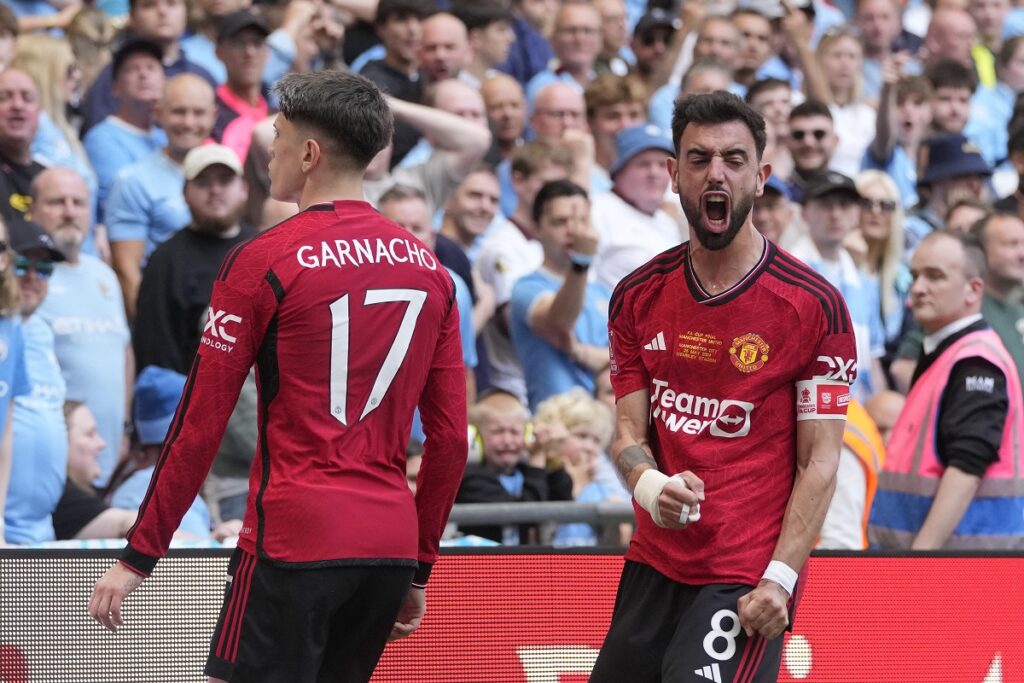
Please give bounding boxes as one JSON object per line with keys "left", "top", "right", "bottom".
{"left": 756, "top": 163, "right": 771, "bottom": 198}
{"left": 666, "top": 156, "right": 679, "bottom": 195}
{"left": 301, "top": 138, "right": 322, "bottom": 174}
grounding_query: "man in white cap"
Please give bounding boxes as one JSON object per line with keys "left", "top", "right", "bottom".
{"left": 590, "top": 124, "right": 686, "bottom": 290}
{"left": 134, "top": 144, "right": 252, "bottom": 375}
{"left": 133, "top": 143, "right": 258, "bottom": 537}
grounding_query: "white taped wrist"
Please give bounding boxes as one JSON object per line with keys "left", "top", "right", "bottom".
{"left": 634, "top": 469, "right": 671, "bottom": 527}
{"left": 761, "top": 560, "right": 798, "bottom": 596}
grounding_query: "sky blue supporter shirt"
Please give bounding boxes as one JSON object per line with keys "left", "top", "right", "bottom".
{"left": 509, "top": 269, "right": 611, "bottom": 412}
{"left": 84, "top": 116, "right": 167, "bottom": 222}
{"left": 409, "top": 267, "right": 475, "bottom": 444}
{"left": 862, "top": 145, "right": 918, "bottom": 209}
{"left": 36, "top": 256, "right": 131, "bottom": 487}
{"left": 0, "top": 316, "right": 29, "bottom": 437}
{"left": 4, "top": 315, "right": 67, "bottom": 544}
{"left": 105, "top": 149, "right": 192, "bottom": 261}
{"left": 112, "top": 465, "right": 211, "bottom": 537}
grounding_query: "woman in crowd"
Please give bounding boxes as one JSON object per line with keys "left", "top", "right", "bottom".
{"left": 51, "top": 400, "right": 136, "bottom": 540}
{"left": 817, "top": 27, "right": 877, "bottom": 178}
{"left": 852, "top": 170, "right": 912, "bottom": 365}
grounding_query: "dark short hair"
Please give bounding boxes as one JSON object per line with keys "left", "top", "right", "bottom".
{"left": 789, "top": 99, "right": 833, "bottom": 123}
{"left": 451, "top": 0, "right": 512, "bottom": 31}
{"left": 671, "top": 91, "right": 767, "bottom": 159}
{"left": 273, "top": 71, "right": 393, "bottom": 171}
{"left": 375, "top": 0, "right": 431, "bottom": 26}
{"left": 925, "top": 229, "right": 987, "bottom": 280}
{"left": 532, "top": 179, "right": 587, "bottom": 224}
{"left": 745, "top": 77, "right": 790, "bottom": 105}
{"left": 111, "top": 39, "right": 164, "bottom": 81}
{"left": 926, "top": 59, "right": 977, "bottom": 94}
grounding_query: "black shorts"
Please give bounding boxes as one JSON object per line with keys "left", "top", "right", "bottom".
{"left": 204, "top": 549, "right": 415, "bottom": 683}
{"left": 590, "top": 561, "right": 787, "bottom": 683}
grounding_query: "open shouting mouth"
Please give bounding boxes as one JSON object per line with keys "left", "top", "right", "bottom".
{"left": 702, "top": 191, "right": 731, "bottom": 232}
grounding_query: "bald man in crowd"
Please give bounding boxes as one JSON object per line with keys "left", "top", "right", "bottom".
{"left": 419, "top": 12, "right": 472, "bottom": 83}
{"left": 105, "top": 73, "right": 216, "bottom": 319}
{"left": 482, "top": 75, "right": 527, "bottom": 160}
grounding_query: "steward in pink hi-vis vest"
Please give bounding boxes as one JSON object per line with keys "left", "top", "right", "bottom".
{"left": 869, "top": 328, "right": 1024, "bottom": 549}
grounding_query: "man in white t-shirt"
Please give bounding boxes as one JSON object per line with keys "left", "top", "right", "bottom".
{"left": 590, "top": 124, "right": 686, "bottom": 289}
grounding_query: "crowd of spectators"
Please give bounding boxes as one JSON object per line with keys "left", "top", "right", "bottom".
{"left": 0, "top": 0, "right": 1022, "bottom": 550}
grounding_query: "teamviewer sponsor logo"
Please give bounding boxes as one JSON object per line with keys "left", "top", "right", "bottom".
{"left": 202, "top": 307, "right": 242, "bottom": 353}
{"left": 650, "top": 378, "right": 754, "bottom": 438}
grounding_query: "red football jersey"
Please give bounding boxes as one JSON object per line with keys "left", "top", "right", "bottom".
{"left": 609, "top": 238, "right": 856, "bottom": 586}
{"left": 123, "top": 201, "right": 468, "bottom": 579}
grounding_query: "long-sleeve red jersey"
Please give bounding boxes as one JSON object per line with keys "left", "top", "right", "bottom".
{"left": 121, "top": 201, "right": 468, "bottom": 584}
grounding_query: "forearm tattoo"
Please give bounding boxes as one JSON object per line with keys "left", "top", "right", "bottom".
{"left": 616, "top": 444, "right": 657, "bottom": 481}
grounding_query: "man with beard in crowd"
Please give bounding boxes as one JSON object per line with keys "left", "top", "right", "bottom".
{"left": 132, "top": 144, "right": 252, "bottom": 375}
{"left": 31, "top": 167, "right": 131, "bottom": 488}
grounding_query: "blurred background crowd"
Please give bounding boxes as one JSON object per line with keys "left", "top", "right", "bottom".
{"left": 0, "top": 0, "right": 1021, "bottom": 550}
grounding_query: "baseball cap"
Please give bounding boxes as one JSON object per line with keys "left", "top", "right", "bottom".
{"left": 762, "top": 175, "right": 791, "bottom": 201}
{"left": 610, "top": 124, "right": 675, "bottom": 177}
{"left": 9, "top": 219, "right": 66, "bottom": 262}
{"left": 802, "top": 170, "right": 860, "bottom": 203}
{"left": 634, "top": 9, "right": 678, "bottom": 39}
{"left": 134, "top": 366, "right": 187, "bottom": 446}
{"left": 216, "top": 9, "right": 270, "bottom": 43}
{"left": 183, "top": 144, "right": 244, "bottom": 181}
{"left": 111, "top": 39, "right": 164, "bottom": 80}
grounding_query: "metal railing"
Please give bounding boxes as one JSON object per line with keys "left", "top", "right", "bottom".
{"left": 447, "top": 501, "right": 636, "bottom": 546}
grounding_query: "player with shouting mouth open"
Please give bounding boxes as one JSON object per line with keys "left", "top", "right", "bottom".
{"left": 591, "top": 91, "right": 856, "bottom": 683}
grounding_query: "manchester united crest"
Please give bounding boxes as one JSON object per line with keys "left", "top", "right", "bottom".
{"left": 729, "top": 333, "right": 770, "bottom": 373}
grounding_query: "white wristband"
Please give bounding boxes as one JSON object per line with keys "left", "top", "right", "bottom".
{"left": 633, "top": 469, "right": 672, "bottom": 527}
{"left": 761, "top": 560, "right": 798, "bottom": 596}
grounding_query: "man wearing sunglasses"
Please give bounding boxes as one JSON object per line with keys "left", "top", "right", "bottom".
{"left": 2, "top": 220, "right": 67, "bottom": 545}
{"left": 783, "top": 100, "right": 839, "bottom": 204}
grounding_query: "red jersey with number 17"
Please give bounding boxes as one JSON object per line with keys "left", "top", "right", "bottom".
{"left": 609, "top": 237, "right": 856, "bottom": 587}
{"left": 122, "top": 201, "right": 468, "bottom": 576}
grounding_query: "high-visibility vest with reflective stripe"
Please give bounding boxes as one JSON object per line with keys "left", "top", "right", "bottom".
{"left": 843, "top": 399, "right": 884, "bottom": 549}
{"left": 868, "top": 328, "right": 1024, "bottom": 549}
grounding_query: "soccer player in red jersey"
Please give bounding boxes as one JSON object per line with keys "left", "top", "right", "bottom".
{"left": 88, "top": 71, "right": 469, "bottom": 682}
{"left": 590, "top": 92, "right": 857, "bottom": 682}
